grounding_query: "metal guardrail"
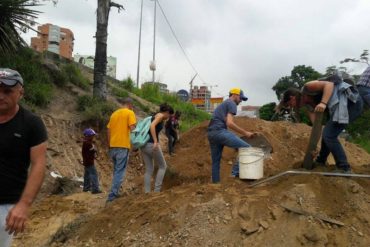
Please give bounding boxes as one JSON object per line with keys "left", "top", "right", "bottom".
{"left": 249, "top": 170, "right": 370, "bottom": 187}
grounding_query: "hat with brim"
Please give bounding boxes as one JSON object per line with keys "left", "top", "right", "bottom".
{"left": 229, "top": 88, "right": 248, "bottom": 101}
{"left": 0, "top": 68, "right": 24, "bottom": 86}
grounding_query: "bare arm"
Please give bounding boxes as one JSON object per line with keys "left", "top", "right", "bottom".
{"left": 6, "top": 142, "right": 47, "bottom": 235}
{"left": 150, "top": 114, "right": 163, "bottom": 144}
{"left": 129, "top": 124, "right": 136, "bottom": 132}
{"left": 226, "top": 113, "right": 256, "bottom": 138}
{"left": 305, "top": 80, "right": 334, "bottom": 112}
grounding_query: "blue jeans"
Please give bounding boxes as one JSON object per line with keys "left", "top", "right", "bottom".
{"left": 358, "top": 85, "right": 370, "bottom": 108}
{"left": 83, "top": 165, "right": 100, "bottom": 192}
{"left": 208, "top": 129, "right": 250, "bottom": 183}
{"left": 0, "top": 204, "right": 13, "bottom": 247}
{"left": 316, "top": 98, "right": 363, "bottom": 170}
{"left": 107, "top": 148, "right": 129, "bottom": 202}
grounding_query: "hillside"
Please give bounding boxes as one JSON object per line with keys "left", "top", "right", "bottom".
{"left": 10, "top": 84, "right": 370, "bottom": 246}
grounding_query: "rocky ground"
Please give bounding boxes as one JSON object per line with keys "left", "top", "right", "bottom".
{"left": 11, "top": 88, "right": 370, "bottom": 247}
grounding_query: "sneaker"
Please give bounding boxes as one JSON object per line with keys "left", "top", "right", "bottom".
{"left": 82, "top": 189, "right": 90, "bottom": 192}
{"left": 92, "top": 190, "right": 103, "bottom": 194}
{"left": 312, "top": 161, "right": 326, "bottom": 168}
{"left": 333, "top": 168, "right": 352, "bottom": 174}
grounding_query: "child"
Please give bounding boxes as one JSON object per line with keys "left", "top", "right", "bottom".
{"left": 82, "top": 128, "right": 102, "bottom": 194}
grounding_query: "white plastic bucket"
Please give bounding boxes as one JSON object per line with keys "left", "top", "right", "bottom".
{"left": 239, "top": 147, "right": 264, "bottom": 179}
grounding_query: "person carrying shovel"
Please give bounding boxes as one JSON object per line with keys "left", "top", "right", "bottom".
{"left": 281, "top": 72, "right": 363, "bottom": 173}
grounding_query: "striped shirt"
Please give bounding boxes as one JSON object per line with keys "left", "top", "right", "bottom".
{"left": 357, "top": 66, "right": 370, "bottom": 87}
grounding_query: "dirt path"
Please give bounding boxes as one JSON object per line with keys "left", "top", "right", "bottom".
{"left": 11, "top": 91, "right": 370, "bottom": 247}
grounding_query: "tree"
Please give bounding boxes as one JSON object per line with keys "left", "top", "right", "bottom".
{"left": 272, "top": 65, "right": 322, "bottom": 100}
{"left": 290, "top": 65, "right": 322, "bottom": 87}
{"left": 272, "top": 76, "right": 295, "bottom": 100}
{"left": 259, "top": 102, "right": 276, "bottom": 121}
{"left": 93, "top": 0, "right": 124, "bottom": 100}
{"left": 0, "top": 0, "right": 40, "bottom": 54}
{"left": 37, "top": 0, "right": 124, "bottom": 101}
{"left": 340, "top": 49, "right": 369, "bottom": 65}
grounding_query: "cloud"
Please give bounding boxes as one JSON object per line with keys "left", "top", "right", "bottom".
{"left": 22, "top": 0, "right": 370, "bottom": 105}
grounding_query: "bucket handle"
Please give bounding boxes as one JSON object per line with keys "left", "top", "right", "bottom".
{"left": 239, "top": 155, "right": 265, "bottom": 165}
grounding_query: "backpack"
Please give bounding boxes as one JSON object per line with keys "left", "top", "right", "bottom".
{"left": 130, "top": 116, "right": 152, "bottom": 149}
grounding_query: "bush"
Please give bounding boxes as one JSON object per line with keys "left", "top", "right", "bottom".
{"left": 50, "top": 69, "right": 68, "bottom": 87}
{"left": 0, "top": 47, "right": 54, "bottom": 107}
{"left": 111, "top": 87, "right": 129, "bottom": 99}
{"left": 24, "top": 81, "right": 53, "bottom": 107}
{"left": 77, "top": 95, "right": 116, "bottom": 126}
{"left": 119, "top": 76, "right": 135, "bottom": 92}
{"left": 141, "top": 83, "right": 162, "bottom": 104}
{"left": 127, "top": 83, "right": 211, "bottom": 131}
{"left": 62, "top": 63, "right": 90, "bottom": 89}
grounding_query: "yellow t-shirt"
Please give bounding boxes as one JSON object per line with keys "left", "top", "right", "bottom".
{"left": 107, "top": 108, "right": 137, "bottom": 149}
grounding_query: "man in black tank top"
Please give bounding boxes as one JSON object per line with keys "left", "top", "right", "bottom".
{"left": 0, "top": 69, "right": 47, "bottom": 246}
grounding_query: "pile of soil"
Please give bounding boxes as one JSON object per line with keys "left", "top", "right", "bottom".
{"left": 13, "top": 116, "right": 370, "bottom": 247}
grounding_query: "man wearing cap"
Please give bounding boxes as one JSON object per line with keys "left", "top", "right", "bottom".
{"left": 0, "top": 69, "right": 47, "bottom": 246}
{"left": 207, "top": 88, "right": 256, "bottom": 183}
{"left": 357, "top": 65, "right": 370, "bottom": 107}
{"left": 106, "top": 97, "right": 136, "bottom": 202}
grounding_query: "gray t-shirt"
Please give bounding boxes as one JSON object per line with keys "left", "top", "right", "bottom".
{"left": 208, "top": 99, "right": 237, "bottom": 131}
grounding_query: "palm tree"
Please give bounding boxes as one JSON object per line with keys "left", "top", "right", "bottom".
{"left": 93, "top": 0, "right": 124, "bottom": 100}
{"left": 0, "top": 0, "right": 40, "bottom": 54}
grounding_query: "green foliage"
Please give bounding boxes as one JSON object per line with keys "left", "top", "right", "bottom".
{"left": 111, "top": 87, "right": 129, "bottom": 99}
{"left": 24, "top": 81, "right": 53, "bottom": 107}
{"left": 340, "top": 49, "right": 369, "bottom": 65}
{"left": 0, "top": 47, "right": 53, "bottom": 107}
{"left": 272, "top": 65, "right": 322, "bottom": 100}
{"left": 290, "top": 65, "right": 322, "bottom": 87}
{"left": 259, "top": 102, "right": 276, "bottom": 121}
{"left": 0, "top": 0, "right": 41, "bottom": 54}
{"left": 62, "top": 63, "right": 90, "bottom": 89}
{"left": 132, "top": 98, "right": 150, "bottom": 113}
{"left": 119, "top": 76, "right": 135, "bottom": 92}
{"left": 272, "top": 76, "right": 293, "bottom": 100}
{"left": 352, "top": 137, "right": 370, "bottom": 154}
{"left": 122, "top": 79, "right": 210, "bottom": 132}
{"left": 347, "top": 108, "right": 370, "bottom": 136}
{"left": 140, "top": 83, "right": 162, "bottom": 104}
{"left": 77, "top": 95, "right": 115, "bottom": 126}
{"left": 49, "top": 68, "right": 68, "bottom": 87}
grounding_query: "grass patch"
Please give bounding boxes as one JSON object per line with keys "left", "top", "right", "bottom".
{"left": 111, "top": 86, "right": 129, "bottom": 99}
{"left": 77, "top": 95, "right": 116, "bottom": 127}
{"left": 0, "top": 47, "right": 54, "bottom": 107}
{"left": 124, "top": 81, "right": 210, "bottom": 131}
{"left": 62, "top": 63, "right": 90, "bottom": 89}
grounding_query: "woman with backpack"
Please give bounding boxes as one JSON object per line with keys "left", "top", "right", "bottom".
{"left": 140, "top": 103, "right": 173, "bottom": 193}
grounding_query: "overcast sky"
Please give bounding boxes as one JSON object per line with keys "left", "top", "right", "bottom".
{"left": 22, "top": 0, "right": 370, "bottom": 105}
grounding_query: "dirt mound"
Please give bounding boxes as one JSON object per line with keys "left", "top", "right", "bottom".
{"left": 164, "top": 117, "right": 370, "bottom": 185}
{"left": 12, "top": 116, "right": 370, "bottom": 247}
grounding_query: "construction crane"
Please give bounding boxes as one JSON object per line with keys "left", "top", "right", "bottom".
{"left": 189, "top": 73, "right": 197, "bottom": 101}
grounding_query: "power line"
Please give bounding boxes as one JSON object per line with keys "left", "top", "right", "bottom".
{"left": 156, "top": 0, "right": 208, "bottom": 85}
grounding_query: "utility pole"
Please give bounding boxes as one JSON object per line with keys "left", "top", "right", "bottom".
{"left": 151, "top": 0, "right": 157, "bottom": 83}
{"left": 136, "top": 0, "right": 144, "bottom": 88}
